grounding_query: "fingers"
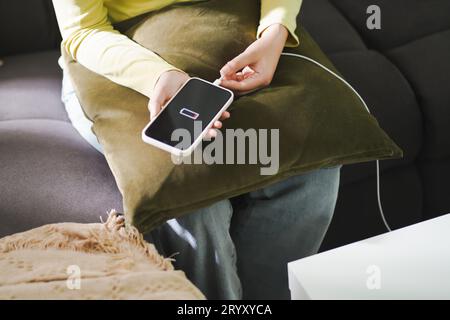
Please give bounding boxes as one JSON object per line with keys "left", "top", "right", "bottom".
{"left": 148, "top": 70, "right": 190, "bottom": 120}
{"left": 204, "top": 119, "right": 226, "bottom": 139}
{"left": 213, "top": 120, "right": 222, "bottom": 129}
{"left": 241, "top": 66, "right": 255, "bottom": 78}
{"left": 206, "top": 129, "right": 217, "bottom": 139}
{"left": 219, "top": 111, "right": 230, "bottom": 121}
{"left": 148, "top": 100, "right": 160, "bottom": 120}
{"left": 148, "top": 92, "right": 168, "bottom": 120}
{"left": 220, "top": 51, "right": 254, "bottom": 79}
{"left": 204, "top": 127, "right": 218, "bottom": 139}
{"left": 220, "top": 74, "right": 268, "bottom": 94}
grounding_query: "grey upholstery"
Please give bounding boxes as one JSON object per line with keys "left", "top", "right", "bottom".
{"left": 1, "top": 0, "right": 449, "bottom": 251}
{"left": 0, "top": 51, "right": 68, "bottom": 121}
{"left": 300, "top": 0, "right": 450, "bottom": 248}
{"left": 0, "top": 51, "right": 122, "bottom": 237}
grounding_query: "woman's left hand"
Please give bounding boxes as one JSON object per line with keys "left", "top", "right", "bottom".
{"left": 218, "top": 23, "right": 288, "bottom": 95}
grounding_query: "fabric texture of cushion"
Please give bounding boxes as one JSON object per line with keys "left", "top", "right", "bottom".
{"left": 63, "top": 0, "right": 402, "bottom": 233}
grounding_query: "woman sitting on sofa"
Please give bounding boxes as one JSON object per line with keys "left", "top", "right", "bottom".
{"left": 52, "top": 0, "right": 341, "bottom": 299}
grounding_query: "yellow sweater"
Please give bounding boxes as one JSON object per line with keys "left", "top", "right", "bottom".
{"left": 53, "top": 0, "right": 302, "bottom": 98}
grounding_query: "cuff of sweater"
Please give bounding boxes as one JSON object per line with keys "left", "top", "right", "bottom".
{"left": 139, "top": 64, "right": 185, "bottom": 98}
{"left": 257, "top": 12, "right": 300, "bottom": 47}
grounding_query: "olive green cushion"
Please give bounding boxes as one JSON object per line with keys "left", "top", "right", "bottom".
{"left": 63, "top": 0, "right": 402, "bottom": 233}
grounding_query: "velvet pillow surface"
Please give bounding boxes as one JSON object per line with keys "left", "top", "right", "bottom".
{"left": 64, "top": 0, "right": 402, "bottom": 233}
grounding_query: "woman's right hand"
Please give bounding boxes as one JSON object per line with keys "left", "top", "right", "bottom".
{"left": 148, "top": 70, "right": 230, "bottom": 138}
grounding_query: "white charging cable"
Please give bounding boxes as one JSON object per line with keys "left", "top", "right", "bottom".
{"left": 280, "top": 52, "right": 392, "bottom": 232}
{"left": 213, "top": 52, "right": 392, "bottom": 232}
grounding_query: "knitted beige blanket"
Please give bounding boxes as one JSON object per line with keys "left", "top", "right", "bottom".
{"left": 0, "top": 211, "right": 204, "bottom": 299}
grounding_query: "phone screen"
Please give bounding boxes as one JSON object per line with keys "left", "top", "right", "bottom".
{"left": 144, "top": 78, "right": 233, "bottom": 149}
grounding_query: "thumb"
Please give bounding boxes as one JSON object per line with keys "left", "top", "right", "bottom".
{"left": 220, "top": 51, "right": 254, "bottom": 79}
{"left": 148, "top": 94, "right": 166, "bottom": 120}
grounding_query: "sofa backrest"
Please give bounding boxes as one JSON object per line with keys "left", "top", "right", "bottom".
{"left": 0, "top": 0, "right": 61, "bottom": 56}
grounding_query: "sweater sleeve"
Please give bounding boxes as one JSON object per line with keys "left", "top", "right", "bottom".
{"left": 52, "top": 0, "right": 182, "bottom": 98}
{"left": 257, "top": 0, "right": 303, "bottom": 47}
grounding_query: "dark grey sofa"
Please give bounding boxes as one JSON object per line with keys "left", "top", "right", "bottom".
{"left": 1, "top": 0, "right": 450, "bottom": 251}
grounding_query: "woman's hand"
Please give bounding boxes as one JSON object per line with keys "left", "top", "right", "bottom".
{"left": 218, "top": 24, "right": 288, "bottom": 95}
{"left": 148, "top": 70, "right": 230, "bottom": 137}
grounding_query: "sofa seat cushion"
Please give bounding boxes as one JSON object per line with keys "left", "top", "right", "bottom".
{"left": 0, "top": 51, "right": 68, "bottom": 122}
{"left": 0, "top": 119, "right": 123, "bottom": 237}
{"left": 0, "top": 51, "right": 122, "bottom": 237}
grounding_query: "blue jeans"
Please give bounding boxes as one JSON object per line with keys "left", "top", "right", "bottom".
{"left": 62, "top": 71, "right": 341, "bottom": 300}
{"left": 148, "top": 168, "right": 340, "bottom": 300}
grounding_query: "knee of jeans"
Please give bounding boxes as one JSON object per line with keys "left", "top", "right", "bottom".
{"left": 315, "top": 167, "right": 341, "bottom": 215}
{"left": 250, "top": 165, "right": 341, "bottom": 201}
{"left": 289, "top": 167, "right": 340, "bottom": 220}
{"left": 176, "top": 199, "right": 233, "bottom": 229}
{"left": 317, "top": 165, "right": 341, "bottom": 192}
{"left": 322, "top": 164, "right": 343, "bottom": 170}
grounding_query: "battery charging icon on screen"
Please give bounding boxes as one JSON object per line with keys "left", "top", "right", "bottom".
{"left": 180, "top": 107, "right": 199, "bottom": 120}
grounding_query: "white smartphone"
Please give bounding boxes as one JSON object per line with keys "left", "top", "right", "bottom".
{"left": 142, "top": 77, "right": 234, "bottom": 157}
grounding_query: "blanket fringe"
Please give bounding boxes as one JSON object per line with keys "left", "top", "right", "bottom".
{"left": 0, "top": 210, "right": 173, "bottom": 271}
